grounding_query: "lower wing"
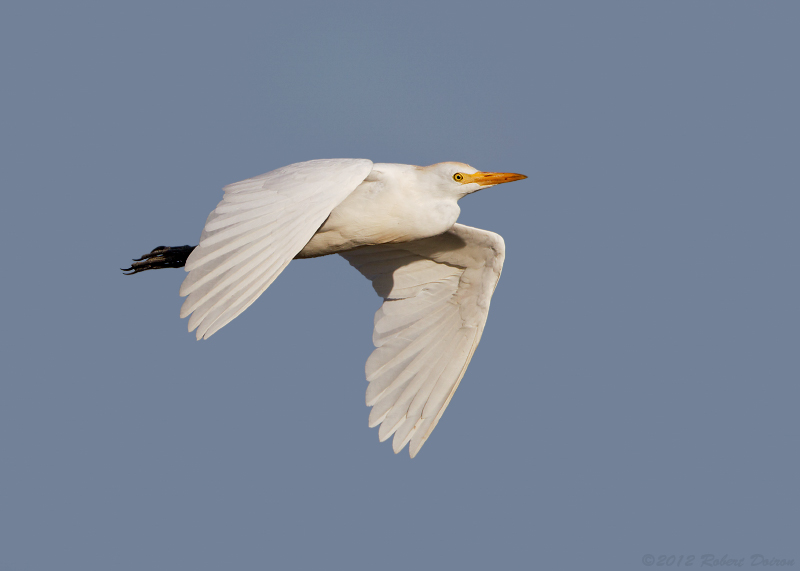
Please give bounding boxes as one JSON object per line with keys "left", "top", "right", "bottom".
{"left": 340, "top": 224, "right": 505, "bottom": 457}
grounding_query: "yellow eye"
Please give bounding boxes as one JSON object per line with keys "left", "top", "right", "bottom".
{"left": 453, "top": 173, "right": 464, "bottom": 182}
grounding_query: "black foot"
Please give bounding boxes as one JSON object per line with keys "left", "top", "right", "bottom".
{"left": 122, "top": 245, "right": 196, "bottom": 275}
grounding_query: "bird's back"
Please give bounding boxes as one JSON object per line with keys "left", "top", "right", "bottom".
{"left": 297, "top": 163, "right": 461, "bottom": 258}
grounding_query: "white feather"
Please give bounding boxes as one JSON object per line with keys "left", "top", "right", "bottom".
{"left": 179, "top": 159, "right": 373, "bottom": 339}
{"left": 340, "top": 224, "right": 505, "bottom": 457}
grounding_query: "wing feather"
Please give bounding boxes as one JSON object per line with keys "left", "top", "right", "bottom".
{"left": 367, "top": 316, "right": 461, "bottom": 413}
{"left": 180, "top": 159, "right": 373, "bottom": 339}
{"left": 379, "top": 324, "right": 462, "bottom": 440}
{"left": 340, "top": 223, "right": 505, "bottom": 457}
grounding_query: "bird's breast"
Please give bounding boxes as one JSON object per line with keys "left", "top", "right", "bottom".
{"left": 296, "top": 180, "right": 460, "bottom": 258}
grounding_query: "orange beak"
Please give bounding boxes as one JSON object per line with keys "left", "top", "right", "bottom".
{"left": 464, "top": 171, "right": 527, "bottom": 186}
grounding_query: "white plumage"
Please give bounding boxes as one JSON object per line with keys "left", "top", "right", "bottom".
{"left": 179, "top": 159, "right": 373, "bottom": 339}
{"left": 177, "top": 158, "right": 526, "bottom": 457}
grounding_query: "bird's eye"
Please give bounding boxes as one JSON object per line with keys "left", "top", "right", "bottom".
{"left": 453, "top": 173, "right": 464, "bottom": 182}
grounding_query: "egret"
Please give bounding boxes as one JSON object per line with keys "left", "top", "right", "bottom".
{"left": 124, "top": 159, "right": 527, "bottom": 457}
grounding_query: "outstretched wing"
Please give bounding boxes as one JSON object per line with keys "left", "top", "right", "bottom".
{"left": 180, "top": 158, "right": 373, "bottom": 339}
{"left": 340, "top": 224, "right": 505, "bottom": 458}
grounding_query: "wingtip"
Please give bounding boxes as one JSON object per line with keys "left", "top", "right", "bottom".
{"left": 409, "top": 434, "right": 428, "bottom": 459}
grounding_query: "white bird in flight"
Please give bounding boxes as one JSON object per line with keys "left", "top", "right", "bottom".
{"left": 124, "top": 159, "right": 527, "bottom": 457}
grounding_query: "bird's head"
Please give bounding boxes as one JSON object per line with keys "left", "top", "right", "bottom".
{"left": 424, "top": 162, "right": 527, "bottom": 199}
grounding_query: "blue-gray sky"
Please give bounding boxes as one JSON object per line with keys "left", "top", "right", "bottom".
{"left": 1, "top": 1, "right": 798, "bottom": 569}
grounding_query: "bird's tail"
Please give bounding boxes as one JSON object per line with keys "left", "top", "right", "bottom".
{"left": 122, "top": 245, "right": 196, "bottom": 275}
